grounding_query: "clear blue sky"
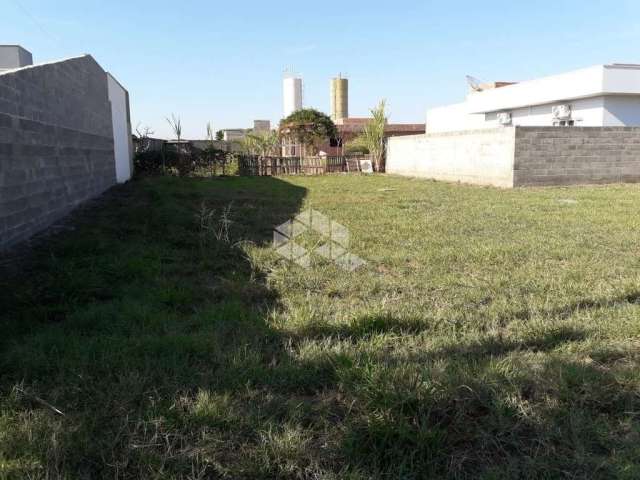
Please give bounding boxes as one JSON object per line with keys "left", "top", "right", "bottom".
{"left": 3, "top": 0, "right": 640, "bottom": 138}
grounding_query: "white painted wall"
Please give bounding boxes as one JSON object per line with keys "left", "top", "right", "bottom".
{"left": 428, "top": 95, "right": 640, "bottom": 133}
{"left": 386, "top": 129, "right": 516, "bottom": 187}
{"left": 602, "top": 65, "right": 640, "bottom": 93}
{"left": 465, "top": 65, "right": 606, "bottom": 114}
{"left": 603, "top": 96, "right": 640, "bottom": 126}
{"left": 490, "top": 97, "right": 606, "bottom": 127}
{"left": 223, "top": 129, "right": 246, "bottom": 141}
{"left": 107, "top": 73, "right": 133, "bottom": 183}
{"left": 426, "top": 103, "right": 487, "bottom": 133}
{"left": 428, "top": 64, "right": 640, "bottom": 133}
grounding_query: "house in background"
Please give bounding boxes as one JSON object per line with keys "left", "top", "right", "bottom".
{"left": 220, "top": 121, "right": 272, "bottom": 142}
{"left": 221, "top": 129, "right": 249, "bottom": 141}
{"left": 335, "top": 117, "right": 425, "bottom": 144}
{"left": 387, "top": 63, "right": 640, "bottom": 188}
{"left": 428, "top": 64, "right": 640, "bottom": 133}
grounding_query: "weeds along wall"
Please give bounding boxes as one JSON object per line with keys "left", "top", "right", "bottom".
{"left": 387, "top": 126, "right": 640, "bottom": 187}
{"left": 0, "top": 55, "right": 117, "bottom": 248}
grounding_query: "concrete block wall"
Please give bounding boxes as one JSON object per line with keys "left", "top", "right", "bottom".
{"left": 514, "top": 127, "right": 640, "bottom": 186}
{"left": 0, "top": 55, "right": 116, "bottom": 248}
{"left": 387, "top": 126, "right": 640, "bottom": 188}
{"left": 386, "top": 128, "right": 516, "bottom": 187}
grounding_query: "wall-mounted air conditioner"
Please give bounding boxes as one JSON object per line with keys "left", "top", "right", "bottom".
{"left": 497, "top": 112, "right": 512, "bottom": 126}
{"left": 552, "top": 104, "right": 572, "bottom": 120}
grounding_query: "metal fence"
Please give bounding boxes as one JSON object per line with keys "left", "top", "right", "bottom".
{"left": 237, "top": 155, "right": 372, "bottom": 176}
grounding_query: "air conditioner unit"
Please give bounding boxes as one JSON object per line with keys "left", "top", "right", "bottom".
{"left": 552, "top": 104, "right": 572, "bottom": 120}
{"left": 497, "top": 112, "right": 512, "bottom": 125}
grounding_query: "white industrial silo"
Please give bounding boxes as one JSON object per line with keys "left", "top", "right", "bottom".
{"left": 283, "top": 74, "right": 303, "bottom": 118}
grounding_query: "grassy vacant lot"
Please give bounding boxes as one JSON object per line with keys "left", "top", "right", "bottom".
{"left": 2, "top": 174, "right": 640, "bottom": 479}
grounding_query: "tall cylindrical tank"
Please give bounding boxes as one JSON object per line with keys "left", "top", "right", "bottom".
{"left": 330, "top": 76, "right": 348, "bottom": 121}
{"left": 283, "top": 76, "right": 303, "bottom": 118}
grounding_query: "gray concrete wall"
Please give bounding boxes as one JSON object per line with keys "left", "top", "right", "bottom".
{"left": 514, "top": 127, "right": 640, "bottom": 186}
{"left": 0, "top": 45, "right": 33, "bottom": 72}
{"left": 386, "top": 128, "right": 516, "bottom": 187}
{"left": 387, "top": 126, "right": 640, "bottom": 188}
{"left": 0, "top": 54, "right": 116, "bottom": 248}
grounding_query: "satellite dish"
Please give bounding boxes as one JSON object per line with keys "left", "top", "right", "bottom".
{"left": 466, "top": 75, "right": 484, "bottom": 92}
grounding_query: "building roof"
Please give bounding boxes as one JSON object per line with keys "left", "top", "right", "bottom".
{"left": 335, "top": 117, "right": 371, "bottom": 126}
{"left": 336, "top": 118, "right": 425, "bottom": 135}
{"left": 466, "top": 64, "right": 640, "bottom": 114}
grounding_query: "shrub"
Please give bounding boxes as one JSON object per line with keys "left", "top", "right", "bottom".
{"left": 134, "top": 145, "right": 230, "bottom": 178}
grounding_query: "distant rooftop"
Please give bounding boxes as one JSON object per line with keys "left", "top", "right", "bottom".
{"left": 335, "top": 117, "right": 425, "bottom": 135}
{"left": 0, "top": 45, "right": 33, "bottom": 72}
{"left": 606, "top": 63, "right": 640, "bottom": 69}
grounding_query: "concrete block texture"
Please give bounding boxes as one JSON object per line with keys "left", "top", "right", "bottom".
{"left": 513, "top": 127, "right": 640, "bottom": 186}
{"left": 387, "top": 126, "right": 640, "bottom": 188}
{"left": 0, "top": 55, "right": 116, "bottom": 248}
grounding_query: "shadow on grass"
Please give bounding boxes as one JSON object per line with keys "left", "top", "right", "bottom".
{"left": 340, "top": 351, "right": 638, "bottom": 479}
{"left": 288, "top": 291, "right": 639, "bottom": 345}
{"left": 280, "top": 310, "right": 637, "bottom": 478}
{"left": 0, "top": 176, "right": 344, "bottom": 478}
{"left": 329, "top": 318, "right": 636, "bottom": 478}
{"left": 504, "top": 291, "right": 640, "bottom": 323}
{"left": 1, "top": 176, "right": 639, "bottom": 479}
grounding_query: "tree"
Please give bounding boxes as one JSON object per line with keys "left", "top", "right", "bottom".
{"left": 344, "top": 136, "right": 370, "bottom": 155}
{"left": 241, "top": 130, "right": 280, "bottom": 157}
{"left": 165, "top": 114, "right": 186, "bottom": 174}
{"left": 215, "top": 130, "right": 224, "bottom": 141}
{"left": 356, "top": 100, "right": 387, "bottom": 172}
{"left": 134, "top": 123, "right": 154, "bottom": 153}
{"left": 166, "top": 114, "right": 182, "bottom": 142}
{"left": 279, "top": 108, "right": 337, "bottom": 157}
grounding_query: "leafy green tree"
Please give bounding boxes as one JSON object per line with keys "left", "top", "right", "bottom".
{"left": 279, "top": 108, "right": 337, "bottom": 157}
{"left": 215, "top": 130, "right": 224, "bottom": 141}
{"left": 344, "top": 136, "right": 370, "bottom": 155}
{"left": 356, "top": 100, "right": 387, "bottom": 171}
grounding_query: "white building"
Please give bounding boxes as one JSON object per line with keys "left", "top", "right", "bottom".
{"left": 427, "top": 64, "right": 640, "bottom": 133}
{"left": 222, "top": 129, "right": 248, "bottom": 141}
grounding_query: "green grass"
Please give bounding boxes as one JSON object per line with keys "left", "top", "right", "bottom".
{"left": 1, "top": 174, "right": 640, "bottom": 479}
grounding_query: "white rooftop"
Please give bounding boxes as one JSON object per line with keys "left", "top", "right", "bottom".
{"left": 466, "top": 64, "right": 640, "bottom": 114}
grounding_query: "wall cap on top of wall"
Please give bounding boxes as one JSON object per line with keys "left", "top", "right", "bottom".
{"left": 0, "top": 54, "right": 94, "bottom": 77}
